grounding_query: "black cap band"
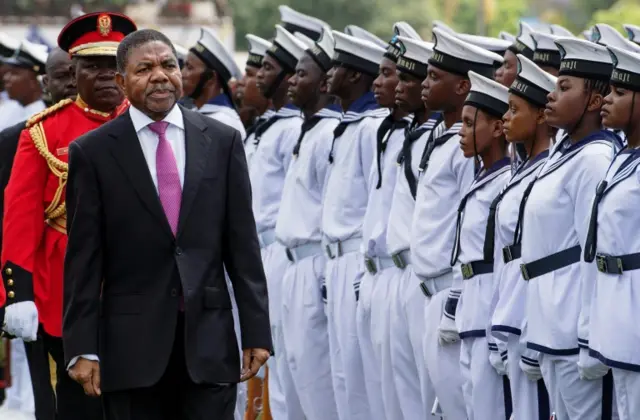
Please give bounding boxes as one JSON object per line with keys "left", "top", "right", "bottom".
{"left": 246, "top": 52, "right": 264, "bottom": 68}
{"left": 509, "top": 40, "right": 534, "bottom": 59}
{"left": 428, "top": 50, "right": 497, "bottom": 79}
{"left": 0, "top": 45, "right": 14, "bottom": 59}
{"left": 305, "top": 44, "right": 332, "bottom": 72}
{"left": 611, "top": 68, "right": 640, "bottom": 92}
{"left": 465, "top": 91, "right": 508, "bottom": 118}
{"left": 282, "top": 23, "right": 321, "bottom": 42}
{"left": 333, "top": 49, "right": 379, "bottom": 76}
{"left": 191, "top": 43, "right": 232, "bottom": 83}
{"left": 559, "top": 59, "right": 612, "bottom": 81}
{"left": 266, "top": 42, "right": 298, "bottom": 73}
{"left": 396, "top": 56, "right": 428, "bottom": 79}
{"left": 3, "top": 49, "right": 44, "bottom": 75}
{"left": 384, "top": 42, "right": 402, "bottom": 63}
{"left": 509, "top": 77, "right": 550, "bottom": 108}
{"left": 533, "top": 49, "right": 561, "bottom": 69}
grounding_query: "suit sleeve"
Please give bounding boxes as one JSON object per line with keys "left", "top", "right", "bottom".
{"left": 62, "top": 141, "right": 103, "bottom": 363}
{"left": 223, "top": 130, "right": 273, "bottom": 351}
{"left": 1, "top": 128, "right": 47, "bottom": 307}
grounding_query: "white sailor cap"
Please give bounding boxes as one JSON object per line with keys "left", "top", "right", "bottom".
{"left": 510, "top": 54, "right": 557, "bottom": 107}
{"left": 246, "top": 34, "right": 271, "bottom": 68}
{"left": 0, "top": 32, "right": 19, "bottom": 59}
{"left": 173, "top": 43, "right": 188, "bottom": 67}
{"left": 2, "top": 40, "right": 48, "bottom": 75}
{"left": 509, "top": 22, "right": 538, "bottom": 59}
{"left": 294, "top": 32, "right": 316, "bottom": 49}
{"left": 531, "top": 32, "right": 563, "bottom": 69}
{"left": 385, "top": 21, "right": 422, "bottom": 63}
{"left": 550, "top": 24, "right": 574, "bottom": 37}
{"left": 344, "top": 25, "right": 387, "bottom": 49}
{"left": 395, "top": 36, "right": 433, "bottom": 78}
{"left": 429, "top": 27, "right": 503, "bottom": 78}
{"left": 582, "top": 27, "right": 594, "bottom": 40}
{"left": 190, "top": 27, "right": 241, "bottom": 82}
{"left": 279, "top": 5, "right": 327, "bottom": 41}
{"left": 624, "top": 24, "right": 640, "bottom": 45}
{"left": 465, "top": 71, "right": 510, "bottom": 118}
{"left": 591, "top": 23, "right": 640, "bottom": 53}
{"left": 266, "top": 25, "right": 307, "bottom": 72}
{"left": 305, "top": 25, "right": 334, "bottom": 72}
{"left": 458, "top": 34, "right": 512, "bottom": 55}
{"left": 608, "top": 45, "right": 640, "bottom": 91}
{"left": 555, "top": 37, "right": 612, "bottom": 80}
{"left": 499, "top": 31, "right": 516, "bottom": 43}
{"left": 432, "top": 20, "right": 456, "bottom": 35}
{"left": 332, "top": 30, "right": 386, "bottom": 76}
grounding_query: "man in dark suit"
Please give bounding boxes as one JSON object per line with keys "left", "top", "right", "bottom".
{"left": 63, "top": 29, "right": 272, "bottom": 420}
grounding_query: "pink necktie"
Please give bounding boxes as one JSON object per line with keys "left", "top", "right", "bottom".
{"left": 148, "top": 121, "right": 181, "bottom": 235}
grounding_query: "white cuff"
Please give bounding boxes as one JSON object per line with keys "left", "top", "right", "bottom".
{"left": 67, "top": 354, "right": 100, "bottom": 371}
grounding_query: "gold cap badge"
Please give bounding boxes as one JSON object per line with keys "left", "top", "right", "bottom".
{"left": 97, "top": 14, "right": 112, "bottom": 37}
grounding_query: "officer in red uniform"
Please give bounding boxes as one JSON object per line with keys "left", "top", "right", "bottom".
{"left": 0, "top": 12, "right": 136, "bottom": 420}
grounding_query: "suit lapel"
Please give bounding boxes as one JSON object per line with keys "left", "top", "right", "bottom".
{"left": 108, "top": 111, "right": 174, "bottom": 239}
{"left": 177, "top": 107, "right": 213, "bottom": 237}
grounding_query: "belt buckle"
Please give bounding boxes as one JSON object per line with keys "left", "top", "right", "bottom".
{"left": 325, "top": 244, "right": 334, "bottom": 259}
{"left": 392, "top": 253, "right": 406, "bottom": 269}
{"left": 285, "top": 248, "right": 294, "bottom": 262}
{"left": 596, "top": 255, "right": 623, "bottom": 275}
{"left": 419, "top": 282, "right": 432, "bottom": 298}
{"left": 520, "top": 264, "right": 531, "bottom": 281}
{"left": 461, "top": 263, "right": 474, "bottom": 280}
{"left": 364, "top": 258, "right": 377, "bottom": 275}
{"left": 337, "top": 241, "right": 343, "bottom": 257}
{"left": 502, "top": 246, "right": 513, "bottom": 263}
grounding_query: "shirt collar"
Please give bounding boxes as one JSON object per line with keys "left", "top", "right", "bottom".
{"left": 129, "top": 104, "right": 184, "bottom": 134}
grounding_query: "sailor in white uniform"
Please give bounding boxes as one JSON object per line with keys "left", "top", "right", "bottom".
{"left": 240, "top": 34, "right": 274, "bottom": 165}
{"left": 0, "top": 32, "right": 22, "bottom": 132}
{"left": 384, "top": 33, "right": 442, "bottom": 420}
{"left": 587, "top": 45, "right": 640, "bottom": 420}
{"left": 450, "top": 72, "right": 512, "bottom": 420}
{"left": 495, "top": 21, "right": 540, "bottom": 88}
{"left": 356, "top": 23, "right": 415, "bottom": 420}
{"left": 490, "top": 54, "right": 556, "bottom": 420}
{"left": 415, "top": 28, "right": 502, "bottom": 418}
{"left": 275, "top": 26, "right": 340, "bottom": 420}
{"left": 321, "top": 31, "right": 387, "bottom": 420}
{"left": 520, "top": 37, "right": 620, "bottom": 420}
{"left": 251, "top": 25, "right": 306, "bottom": 420}
{"left": 182, "top": 27, "right": 246, "bottom": 137}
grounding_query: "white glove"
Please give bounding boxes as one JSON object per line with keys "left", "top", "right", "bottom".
{"left": 3, "top": 301, "right": 39, "bottom": 342}
{"left": 438, "top": 315, "right": 460, "bottom": 345}
{"left": 519, "top": 350, "right": 543, "bottom": 382}
{"left": 488, "top": 343, "right": 508, "bottom": 376}
{"left": 577, "top": 348, "right": 610, "bottom": 380}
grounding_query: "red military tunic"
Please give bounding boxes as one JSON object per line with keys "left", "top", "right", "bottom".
{"left": 0, "top": 96, "right": 129, "bottom": 337}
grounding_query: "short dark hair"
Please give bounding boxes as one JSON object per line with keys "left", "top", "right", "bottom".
{"left": 116, "top": 29, "right": 177, "bottom": 74}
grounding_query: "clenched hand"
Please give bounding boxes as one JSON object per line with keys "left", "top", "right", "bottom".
{"left": 240, "top": 348, "right": 270, "bottom": 382}
{"left": 69, "top": 358, "right": 101, "bottom": 397}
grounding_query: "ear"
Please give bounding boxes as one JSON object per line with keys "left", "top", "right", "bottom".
{"left": 115, "top": 73, "right": 126, "bottom": 94}
{"left": 492, "top": 118, "right": 505, "bottom": 139}
{"left": 535, "top": 107, "right": 547, "bottom": 125}
{"left": 41, "top": 75, "right": 49, "bottom": 91}
{"left": 455, "top": 77, "right": 471, "bottom": 97}
{"left": 319, "top": 75, "right": 328, "bottom": 94}
{"left": 349, "top": 70, "right": 362, "bottom": 84}
{"left": 587, "top": 91, "right": 604, "bottom": 112}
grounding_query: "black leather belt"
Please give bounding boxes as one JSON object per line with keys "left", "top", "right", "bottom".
{"left": 461, "top": 261, "right": 493, "bottom": 280}
{"left": 595, "top": 252, "right": 640, "bottom": 274}
{"left": 520, "top": 245, "right": 581, "bottom": 281}
{"left": 502, "top": 244, "right": 521, "bottom": 263}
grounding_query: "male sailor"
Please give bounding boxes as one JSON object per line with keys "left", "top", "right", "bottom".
{"left": 276, "top": 26, "right": 340, "bottom": 420}
{"left": 321, "top": 30, "right": 387, "bottom": 420}
{"left": 182, "top": 28, "right": 246, "bottom": 137}
{"left": 415, "top": 27, "right": 502, "bottom": 418}
{"left": 251, "top": 24, "right": 305, "bottom": 420}
{"left": 495, "top": 22, "right": 539, "bottom": 88}
{"left": 0, "top": 32, "right": 21, "bottom": 132}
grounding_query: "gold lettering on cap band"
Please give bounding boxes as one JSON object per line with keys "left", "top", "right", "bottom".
{"left": 560, "top": 60, "right": 578, "bottom": 71}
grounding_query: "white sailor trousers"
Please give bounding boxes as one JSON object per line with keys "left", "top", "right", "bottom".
{"left": 613, "top": 369, "right": 640, "bottom": 420}
{"left": 422, "top": 276, "right": 467, "bottom": 420}
{"left": 459, "top": 337, "right": 506, "bottom": 420}
{"left": 389, "top": 267, "right": 436, "bottom": 419}
{"left": 355, "top": 270, "right": 385, "bottom": 420}
{"left": 225, "top": 274, "right": 247, "bottom": 420}
{"left": 326, "top": 251, "right": 370, "bottom": 420}
{"left": 281, "top": 253, "right": 339, "bottom": 420}
{"left": 539, "top": 353, "right": 617, "bottom": 420}
{"left": 506, "top": 335, "right": 551, "bottom": 420}
{"left": 261, "top": 242, "right": 304, "bottom": 420}
{"left": 369, "top": 266, "right": 403, "bottom": 420}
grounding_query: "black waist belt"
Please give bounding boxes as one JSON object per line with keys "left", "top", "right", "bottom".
{"left": 502, "top": 244, "right": 521, "bottom": 263}
{"left": 520, "top": 245, "right": 581, "bottom": 281}
{"left": 596, "top": 252, "right": 640, "bottom": 274}
{"left": 461, "top": 261, "right": 493, "bottom": 280}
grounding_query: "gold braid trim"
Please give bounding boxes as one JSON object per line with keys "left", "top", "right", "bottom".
{"left": 27, "top": 98, "right": 74, "bottom": 233}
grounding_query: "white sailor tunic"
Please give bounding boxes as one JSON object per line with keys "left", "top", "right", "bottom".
{"left": 198, "top": 93, "right": 247, "bottom": 138}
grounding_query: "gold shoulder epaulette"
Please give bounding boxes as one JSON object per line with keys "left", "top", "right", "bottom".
{"left": 26, "top": 98, "right": 73, "bottom": 129}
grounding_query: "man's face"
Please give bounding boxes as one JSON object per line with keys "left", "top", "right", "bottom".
{"left": 287, "top": 55, "right": 325, "bottom": 109}
{"left": 373, "top": 57, "right": 399, "bottom": 108}
{"left": 44, "top": 50, "right": 77, "bottom": 103}
{"left": 395, "top": 69, "right": 424, "bottom": 113}
{"left": 237, "top": 65, "right": 267, "bottom": 110}
{"left": 0, "top": 63, "right": 8, "bottom": 90}
{"left": 327, "top": 65, "right": 348, "bottom": 98}
{"left": 116, "top": 41, "right": 182, "bottom": 119}
{"left": 76, "top": 56, "right": 123, "bottom": 111}
{"left": 256, "top": 54, "right": 283, "bottom": 96}
{"left": 422, "top": 66, "right": 457, "bottom": 112}
{"left": 3, "top": 66, "right": 37, "bottom": 103}
{"left": 181, "top": 52, "right": 208, "bottom": 98}
{"left": 495, "top": 50, "right": 517, "bottom": 88}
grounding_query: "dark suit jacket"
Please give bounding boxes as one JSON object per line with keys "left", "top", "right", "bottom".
{"left": 0, "top": 121, "right": 27, "bottom": 248}
{"left": 63, "top": 105, "right": 272, "bottom": 392}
